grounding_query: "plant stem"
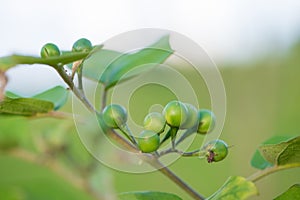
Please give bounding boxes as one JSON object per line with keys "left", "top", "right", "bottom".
{"left": 77, "top": 62, "right": 84, "bottom": 92}
{"left": 176, "top": 127, "right": 197, "bottom": 146}
{"left": 101, "top": 88, "right": 107, "bottom": 110}
{"left": 58, "top": 65, "right": 206, "bottom": 200}
{"left": 247, "top": 163, "right": 300, "bottom": 183}
{"left": 170, "top": 127, "right": 179, "bottom": 149}
{"left": 54, "top": 65, "right": 96, "bottom": 113}
{"left": 148, "top": 158, "right": 205, "bottom": 200}
{"left": 159, "top": 148, "right": 205, "bottom": 157}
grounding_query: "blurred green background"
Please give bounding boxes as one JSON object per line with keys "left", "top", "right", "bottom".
{"left": 1, "top": 40, "right": 300, "bottom": 200}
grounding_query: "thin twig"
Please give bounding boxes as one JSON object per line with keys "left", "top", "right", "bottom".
{"left": 247, "top": 163, "right": 300, "bottom": 183}
{"left": 149, "top": 158, "right": 205, "bottom": 200}
{"left": 54, "top": 59, "right": 206, "bottom": 200}
{"left": 54, "top": 65, "right": 97, "bottom": 113}
{"left": 159, "top": 148, "right": 205, "bottom": 157}
{"left": 176, "top": 127, "right": 197, "bottom": 146}
{"left": 101, "top": 88, "right": 107, "bottom": 111}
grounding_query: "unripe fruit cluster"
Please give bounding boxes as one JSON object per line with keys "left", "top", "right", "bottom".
{"left": 101, "top": 100, "right": 224, "bottom": 159}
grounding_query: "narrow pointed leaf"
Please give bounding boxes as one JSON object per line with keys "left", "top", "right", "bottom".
{"left": 207, "top": 176, "right": 258, "bottom": 200}
{"left": 274, "top": 184, "right": 300, "bottom": 200}
{"left": 118, "top": 191, "right": 182, "bottom": 200}
{"left": 81, "top": 35, "right": 173, "bottom": 89}
{"left": 6, "top": 86, "right": 68, "bottom": 110}
{"left": 0, "top": 98, "right": 54, "bottom": 116}
{"left": 0, "top": 45, "right": 103, "bottom": 70}
{"left": 33, "top": 86, "right": 68, "bottom": 110}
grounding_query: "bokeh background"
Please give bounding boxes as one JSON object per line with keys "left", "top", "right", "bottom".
{"left": 1, "top": 1, "right": 300, "bottom": 200}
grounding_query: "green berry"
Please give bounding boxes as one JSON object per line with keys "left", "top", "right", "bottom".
{"left": 180, "top": 103, "right": 199, "bottom": 129}
{"left": 138, "top": 130, "right": 160, "bottom": 153}
{"left": 202, "top": 139, "right": 228, "bottom": 163}
{"left": 163, "top": 100, "right": 188, "bottom": 128}
{"left": 72, "top": 38, "right": 92, "bottom": 52}
{"left": 102, "top": 104, "right": 127, "bottom": 128}
{"left": 197, "top": 109, "right": 216, "bottom": 134}
{"left": 40, "top": 43, "right": 60, "bottom": 58}
{"left": 143, "top": 112, "right": 166, "bottom": 134}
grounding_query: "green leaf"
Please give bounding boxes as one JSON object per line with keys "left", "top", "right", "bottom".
{"left": 6, "top": 86, "right": 68, "bottom": 110}
{"left": 251, "top": 136, "right": 292, "bottom": 169}
{"left": 33, "top": 86, "right": 68, "bottom": 110}
{"left": 0, "top": 45, "right": 103, "bottom": 70}
{"left": 207, "top": 176, "right": 258, "bottom": 200}
{"left": 82, "top": 35, "right": 173, "bottom": 89}
{"left": 259, "top": 135, "right": 300, "bottom": 166}
{"left": 118, "top": 191, "right": 182, "bottom": 200}
{"left": 274, "top": 184, "right": 300, "bottom": 200}
{"left": 0, "top": 98, "right": 54, "bottom": 116}
{"left": 0, "top": 52, "right": 88, "bottom": 70}
{"left": 277, "top": 136, "right": 300, "bottom": 165}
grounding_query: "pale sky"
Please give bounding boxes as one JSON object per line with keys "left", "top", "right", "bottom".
{"left": 1, "top": 0, "right": 300, "bottom": 95}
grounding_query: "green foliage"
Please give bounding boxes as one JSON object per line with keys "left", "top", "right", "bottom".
{"left": 118, "top": 191, "right": 183, "bottom": 200}
{"left": 6, "top": 86, "right": 69, "bottom": 110}
{"left": 0, "top": 98, "right": 54, "bottom": 116}
{"left": 1, "top": 35, "right": 300, "bottom": 200}
{"left": 274, "top": 184, "right": 300, "bottom": 200}
{"left": 0, "top": 51, "right": 90, "bottom": 70}
{"left": 251, "top": 136, "right": 292, "bottom": 169}
{"left": 81, "top": 35, "right": 173, "bottom": 89}
{"left": 207, "top": 176, "right": 258, "bottom": 200}
{"left": 257, "top": 136, "right": 300, "bottom": 167}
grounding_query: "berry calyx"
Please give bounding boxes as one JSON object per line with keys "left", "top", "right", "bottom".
{"left": 138, "top": 130, "right": 160, "bottom": 153}
{"left": 163, "top": 100, "right": 188, "bottom": 128}
{"left": 197, "top": 109, "right": 216, "bottom": 134}
{"left": 72, "top": 38, "right": 93, "bottom": 52}
{"left": 102, "top": 104, "right": 127, "bottom": 129}
{"left": 40, "top": 43, "right": 60, "bottom": 58}
{"left": 180, "top": 103, "right": 199, "bottom": 129}
{"left": 143, "top": 112, "right": 166, "bottom": 134}
{"left": 202, "top": 139, "right": 228, "bottom": 163}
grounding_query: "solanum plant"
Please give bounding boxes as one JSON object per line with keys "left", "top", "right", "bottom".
{"left": 0, "top": 35, "right": 299, "bottom": 200}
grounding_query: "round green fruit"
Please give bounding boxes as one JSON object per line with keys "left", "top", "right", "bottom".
{"left": 143, "top": 112, "right": 166, "bottom": 134}
{"left": 40, "top": 43, "right": 60, "bottom": 58}
{"left": 72, "top": 38, "right": 92, "bottom": 52}
{"left": 102, "top": 104, "right": 127, "bottom": 129}
{"left": 163, "top": 100, "right": 188, "bottom": 128}
{"left": 202, "top": 139, "right": 228, "bottom": 163}
{"left": 197, "top": 109, "right": 216, "bottom": 134}
{"left": 180, "top": 103, "right": 199, "bottom": 129}
{"left": 138, "top": 130, "right": 160, "bottom": 153}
